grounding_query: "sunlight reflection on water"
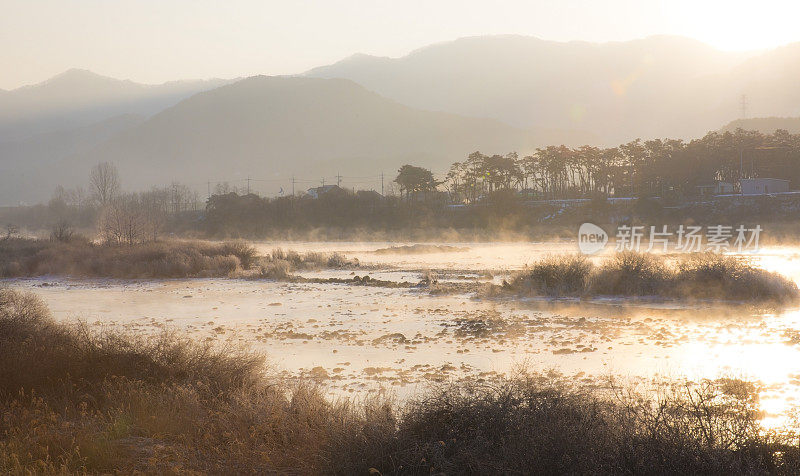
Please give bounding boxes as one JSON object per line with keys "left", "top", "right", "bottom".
{"left": 7, "top": 241, "right": 800, "bottom": 429}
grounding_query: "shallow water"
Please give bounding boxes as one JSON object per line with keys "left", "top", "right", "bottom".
{"left": 6, "top": 241, "right": 800, "bottom": 428}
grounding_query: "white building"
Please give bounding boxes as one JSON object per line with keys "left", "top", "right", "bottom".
{"left": 739, "top": 178, "right": 790, "bottom": 195}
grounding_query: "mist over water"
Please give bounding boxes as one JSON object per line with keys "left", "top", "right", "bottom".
{"left": 7, "top": 240, "right": 800, "bottom": 428}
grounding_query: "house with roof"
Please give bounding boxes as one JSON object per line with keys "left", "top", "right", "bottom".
{"left": 306, "top": 185, "right": 344, "bottom": 199}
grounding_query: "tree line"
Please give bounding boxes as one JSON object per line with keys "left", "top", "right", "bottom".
{"left": 422, "top": 129, "right": 800, "bottom": 202}
{"left": 9, "top": 128, "right": 800, "bottom": 241}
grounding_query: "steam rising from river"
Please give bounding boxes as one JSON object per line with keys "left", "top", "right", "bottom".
{"left": 6, "top": 241, "right": 800, "bottom": 429}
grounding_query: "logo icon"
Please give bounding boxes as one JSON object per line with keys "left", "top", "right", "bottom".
{"left": 578, "top": 223, "right": 608, "bottom": 255}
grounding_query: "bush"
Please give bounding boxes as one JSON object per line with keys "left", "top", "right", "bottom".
{"left": 507, "top": 254, "right": 593, "bottom": 296}
{"left": 257, "top": 248, "right": 359, "bottom": 280}
{"left": 504, "top": 251, "right": 798, "bottom": 303}
{"left": 675, "top": 252, "right": 798, "bottom": 302}
{"left": 326, "top": 252, "right": 355, "bottom": 268}
{"left": 0, "top": 239, "right": 256, "bottom": 278}
{"left": 589, "top": 250, "right": 671, "bottom": 295}
{"left": 331, "top": 376, "right": 800, "bottom": 475}
{"left": 260, "top": 259, "right": 292, "bottom": 279}
{"left": 0, "top": 289, "right": 263, "bottom": 400}
{"left": 0, "top": 289, "right": 326, "bottom": 473}
{"left": 49, "top": 219, "right": 75, "bottom": 243}
{"left": 217, "top": 240, "right": 258, "bottom": 268}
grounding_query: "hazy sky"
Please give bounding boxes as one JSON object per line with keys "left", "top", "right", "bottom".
{"left": 2, "top": 0, "right": 799, "bottom": 90}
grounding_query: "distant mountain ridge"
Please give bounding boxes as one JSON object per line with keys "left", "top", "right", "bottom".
{"left": 0, "top": 69, "right": 233, "bottom": 141}
{"left": 306, "top": 35, "right": 800, "bottom": 143}
{"left": 53, "top": 75, "right": 595, "bottom": 200}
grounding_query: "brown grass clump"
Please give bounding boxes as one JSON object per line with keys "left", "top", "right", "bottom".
{"left": 675, "top": 252, "right": 799, "bottom": 302}
{"left": 258, "top": 248, "right": 359, "bottom": 280}
{"left": 503, "top": 251, "right": 798, "bottom": 303}
{"left": 588, "top": 250, "right": 671, "bottom": 296}
{"left": 506, "top": 254, "right": 592, "bottom": 296}
{"left": 0, "top": 238, "right": 358, "bottom": 281}
{"left": 0, "top": 289, "right": 344, "bottom": 473}
{"left": 259, "top": 259, "right": 293, "bottom": 280}
{"left": 0, "top": 238, "right": 258, "bottom": 278}
{"left": 0, "top": 291, "right": 262, "bottom": 400}
{"left": 264, "top": 248, "right": 358, "bottom": 269}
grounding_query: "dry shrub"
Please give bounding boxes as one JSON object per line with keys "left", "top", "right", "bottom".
{"left": 334, "top": 376, "right": 800, "bottom": 475}
{"left": 0, "top": 289, "right": 337, "bottom": 473}
{"left": 216, "top": 240, "right": 258, "bottom": 268}
{"left": 675, "top": 252, "right": 799, "bottom": 302}
{"left": 0, "top": 290, "right": 263, "bottom": 400}
{"left": 588, "top": 250, "right": 671, "bottom": 296}
{"left": 269, "top": 247, "right": 304, "bottom": 266}
{"left": 507, "top": 254, "right": 593, "bottom": 296}
{"left": 0, "top": 239, "right": 257, "bottom": 278}
{"left": 503, "top": 251, "right": 798, "bottom": 303}
{"left": 0, "top": 237, "right": 49, "bottom": 277}
{"left": 325, "top": 252, "right": 355, "bottom": 268}
{"left": 258, "top": 248, "right": 359, "bottom": 280}
{"left": 259, "top": 259, "right": 292, "bottom": 279}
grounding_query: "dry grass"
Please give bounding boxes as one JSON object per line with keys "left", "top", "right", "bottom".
{"left": 0, "top": 238, "right": 358, "bottom": 282}
{"left": 335, "top": 375, "right": 800, "bottom": 475}
{"left": 0, "top": 289, "right": 345, "bottom": 473}
{"left": 0, "top": 238, "right": 258, "bottom": 278}
{"left": 588, "top": 251, "right": 671, "bottom": 296}
{"left": 2, "top": 289, "right": 800, "bottom": 474}
{"left": 507, "top": 254, "right": 593, "bottom": 296}
{"left": 675, "top": 252, "right": 798, "bottom": 302}
{"left": 505, "top": 251, "right": 799, "bottom": 303}
{"left": 258, "top": 248, "right": 358, "bottom": 280}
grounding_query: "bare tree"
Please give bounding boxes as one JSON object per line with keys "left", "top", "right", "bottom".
{"left": 90, "top": 162, "right": 120, "bottom": 207}
{"left": 99, "top": 194, "right": 146, "bottom": 245}
{"left": 67, "top": 186, "right": 90, "bottom": 210}
{"left": 50, "top": 220, "right": 74, "bottom": 243}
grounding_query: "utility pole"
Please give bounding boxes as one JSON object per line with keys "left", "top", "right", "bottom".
{"left": 336, "top": 172, "right": 341, "bottom": 187}
{"left": 740, "top": 147, "right": 744, "bottom": 194}
{"left": 172, "top": 182, "right": 178, "bottom": 214}
{"left": 322, "top": 178, "right": 325, "bottom": 186}
{"left": 207, "top": 181, "right": 211, "bottom": 200}
{"left": 246, "top": 176, "right": 251, "bottom": 195}
{"left": 381, "top": 172, "right": 384, "bottom": 195}
{"left": 291, "top": 175, "right": 296, "bottom": 196}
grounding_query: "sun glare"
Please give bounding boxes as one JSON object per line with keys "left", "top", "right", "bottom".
{"left": 667, "top": 0, "right": 800, "bottom": 51}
